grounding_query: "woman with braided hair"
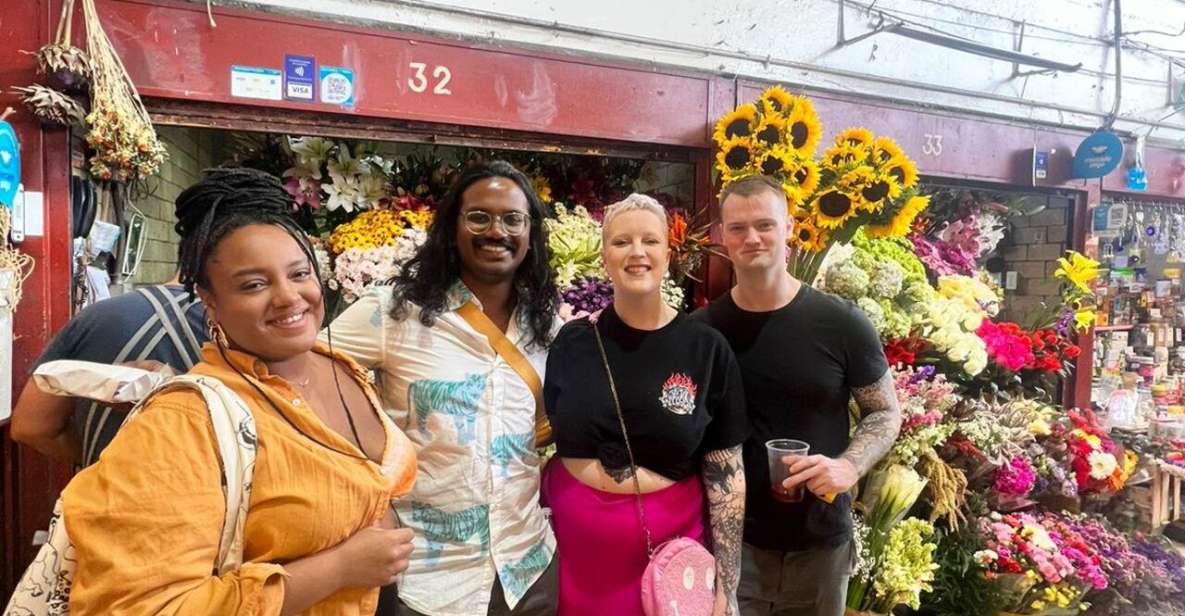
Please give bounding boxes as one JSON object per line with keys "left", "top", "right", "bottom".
{"left": 58, "top": 167, "right": 418, "bottom": 615}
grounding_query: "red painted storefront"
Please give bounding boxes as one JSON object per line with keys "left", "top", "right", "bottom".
{"left": 4, "top": 0, "right": 1185, "bottom": 593}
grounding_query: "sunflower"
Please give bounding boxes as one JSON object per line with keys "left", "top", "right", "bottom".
{"left": 866, "top": 194, "right": 930, "bottom": 238}
{"left": 859, "top": 171, "right": 904, "bottom": 212}
{"left": 754, "top": 114, "right": 788, "bottom": 149}
{"left": 835, "top": 127, "right": 875, "bottom": 148}
{"left": 823, "top": 143, "right": 871, "bottom": 169}
{"left": 811, "top": 189, "right": 859, "bottom": 229}
{"left": 837, "top": 165, "right": 877, "bottom": 192}
{"left": 716, "top": 135, "right": 759, "bottom": 179}
{"left": 872, "top": 136, "right": 905, "bottom": 166}
{"left": 759, "top": 85, "right": 796, "bottom": 117}
{"left": 785, "top": 97, "right": 822, "bottom": 156}
{"left": 886, "top": 155, "right": 919, "bottom": 189}
{"left": 713, "top": 103, "right": 759, "bottom": 146}
{"left": 789, "top": 203, "right": 814, "bottom": 225}
{"left": 791, "top": 219, "right": 826, "bottom": 253}
{"left": 787, "top": 157, "right": 821, "bottom": 196}
{"left": 756, "top": 144, "right": 796, "bottom": 178}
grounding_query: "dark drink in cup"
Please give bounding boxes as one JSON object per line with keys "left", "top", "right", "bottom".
{"left": 766, "top": 439, "right": 809, "bottom": 503}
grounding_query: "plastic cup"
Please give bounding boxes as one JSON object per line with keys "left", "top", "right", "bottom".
{"left": 766, "top": 439, "right": 810, "bottom": 503}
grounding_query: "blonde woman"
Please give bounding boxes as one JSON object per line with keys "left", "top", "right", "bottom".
{"left": 542, "top": 194, "right": 748, "bottom": 615}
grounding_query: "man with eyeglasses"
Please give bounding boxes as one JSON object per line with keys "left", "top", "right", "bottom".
{"left": 324, "top": 160, "right": 560, "bottom": 616}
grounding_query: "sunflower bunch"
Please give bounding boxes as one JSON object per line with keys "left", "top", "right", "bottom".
{"left": 713, "top": 85, "right": 822, "bottom": 203}
{"left": 808, "top": 129, "right": 921, "bottom": 233}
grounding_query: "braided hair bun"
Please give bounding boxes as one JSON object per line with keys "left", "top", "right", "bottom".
{"left": 174, "top": 167, "right": 313, "bottom": 296}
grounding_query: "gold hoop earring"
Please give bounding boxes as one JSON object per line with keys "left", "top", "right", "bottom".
{"left": 207, "top": 317, "right": 229, "bottom": 348}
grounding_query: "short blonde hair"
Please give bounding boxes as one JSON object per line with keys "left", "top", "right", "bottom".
{"left": 602, "top": 193, "right": 668, "bottom": 239}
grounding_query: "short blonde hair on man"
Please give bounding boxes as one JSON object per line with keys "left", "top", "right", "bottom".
{"left": 601, "top": 193, "right": 668, "bottom": 238}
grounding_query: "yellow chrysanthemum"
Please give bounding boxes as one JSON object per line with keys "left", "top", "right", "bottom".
{"left": 811, "top": 189, "right": 859, "bottom": 229}
{"left": 866, "top": 194, "right": 930, "bottom": 238}
{"left": 713, "top": 103, "right": 759, "bottom": 145}
{"left": 326, "top": 209, "right": 411, "bottom": 254}
{"left": 788, "top": 158, "right": 821, "bottom": 196}
{"left": 759, "top": 85, "right": 796, "bottom": 117}
{"left": 886, "top": 155, "right": 919, "bottom": 189}
{"left": 785, "top": 97, "right": 822, "bottom": 156}
{"left": 753, "top": 114, "right": 788, "bottom": 149}
{"left": 835, "top": 127, "right": 875, "bottom": 148}
{"left": 716, "top": 135, "right": 759, "bottom": 179}
{"left": 872, "top": 136, "right": 905, "bottom": 165}
{"left": 824, "top": 143, "right": 871, "bottom": 169}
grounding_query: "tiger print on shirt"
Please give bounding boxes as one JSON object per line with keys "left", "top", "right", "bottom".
{"left": 408, "top": 373, "right": 487, "bottom": 444}
{"left": 411, "top": 502, "right": 491, "bottom": 564}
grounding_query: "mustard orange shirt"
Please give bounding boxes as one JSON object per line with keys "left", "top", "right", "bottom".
{"left": 61, "top": 342, "right": 417, "bottom": 615}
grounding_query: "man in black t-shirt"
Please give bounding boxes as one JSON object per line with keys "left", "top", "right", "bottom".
{"left": 691, "top": 175, "right": 902, "bottom": 616}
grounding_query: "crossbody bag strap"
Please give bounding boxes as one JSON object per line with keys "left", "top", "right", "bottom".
{"left": 456, "top": 301, "right": 552, "bottom": 445}
{"left": 591, "top": 320, "right": 656, "bottom": 558}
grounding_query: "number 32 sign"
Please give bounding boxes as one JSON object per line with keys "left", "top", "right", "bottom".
{"left": 407, "top": 62, "right": 452, "bottom": 95}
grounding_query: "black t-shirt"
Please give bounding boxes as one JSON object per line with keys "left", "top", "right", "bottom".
{"left": 545, "top": 305, "right": 749, "bottom": 482}
{"left": 691, "top": 285, "right": 888, "bottom": 551}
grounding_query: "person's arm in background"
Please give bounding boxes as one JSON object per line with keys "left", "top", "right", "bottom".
{"left": 10, "top": 317, "right": 85, "bottom": 461}
{"left": 10, "top": 383, "right": 81, "bottom": 461}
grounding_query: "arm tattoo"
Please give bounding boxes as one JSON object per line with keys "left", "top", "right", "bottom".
{"left": 702, "top": 445, "right": 745, "bottom": 603}
{"left": 842, "top": 370, "right": 904, "bottom": 476}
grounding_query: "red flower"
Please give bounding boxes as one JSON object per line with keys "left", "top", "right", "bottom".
{"left": 1064, "top": 345, "right": 1081, "bottom": 359}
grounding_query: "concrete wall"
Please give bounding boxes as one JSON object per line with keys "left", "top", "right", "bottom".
{"left": 131, "top": 126, "right": 221, "bottom": 284}
{"left": 222, "top": 0, "right": 1185, "bottom": 147}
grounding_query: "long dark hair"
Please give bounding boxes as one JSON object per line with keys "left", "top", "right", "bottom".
{"left": 390, "top": 160, "right": 557, "bottom": 349}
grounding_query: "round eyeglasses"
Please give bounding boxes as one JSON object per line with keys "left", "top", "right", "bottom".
{"left": 462, "top": 210, "right": 531, "bottom": 236}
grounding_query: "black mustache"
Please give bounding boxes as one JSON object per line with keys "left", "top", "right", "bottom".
{"left": 474, "top": 238, "right": 516, "bottom": 251}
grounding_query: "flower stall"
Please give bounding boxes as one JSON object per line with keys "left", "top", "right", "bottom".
{"left": 712, "top": 86, "right": 1185, "bottom": 616}
{"left": 224, "top": 133, "right": 701, "bottom": 318}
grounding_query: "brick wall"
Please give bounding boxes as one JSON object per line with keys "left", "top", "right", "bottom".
{"left": 131, "top": 126, "right": 221, "bottom": 284}
{"left": 999, "top": 196, "right": 1073, "bottom": 323}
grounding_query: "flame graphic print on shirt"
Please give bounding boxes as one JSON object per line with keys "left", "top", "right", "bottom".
{"left": 659, "top": 373, "right": 698, "bottom": 415}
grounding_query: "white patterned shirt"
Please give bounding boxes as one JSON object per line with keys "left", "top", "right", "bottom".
{"left": 321, "top": 283, "right": 557, "bottom": 616}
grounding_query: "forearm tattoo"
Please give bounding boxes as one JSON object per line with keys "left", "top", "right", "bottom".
{"left": 842, "top": 370, "right": 904, "bottom": 476}
{"left": 702, "top": 445, "right": 745, "bottom": 601}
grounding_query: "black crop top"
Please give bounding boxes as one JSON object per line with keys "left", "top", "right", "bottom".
{"left": 544, "top": 305, "right": 749, "bottom": 481}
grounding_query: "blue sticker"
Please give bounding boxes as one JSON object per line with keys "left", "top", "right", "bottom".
{"left": 0, "top": 120, "right": 19, "bottom": 208}
{"left": 284, "top": 54, "right": 316, "bottom": 102}
{"left": 319, "top": 66, "right": 355, "bottom": 107}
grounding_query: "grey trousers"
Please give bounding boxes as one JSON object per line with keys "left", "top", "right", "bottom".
{"left": 397, "top": 557, "right": 559, "bottom": 616}
{"left": 737, "top": 540, "right": 854, "bottom": 616}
